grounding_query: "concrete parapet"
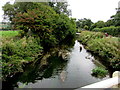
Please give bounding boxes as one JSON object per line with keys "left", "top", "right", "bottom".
{"left": 75, "top": 71, "right": 120, "bottom": 89}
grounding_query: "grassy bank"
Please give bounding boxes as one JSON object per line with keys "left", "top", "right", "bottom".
{"left": 78, "top": 31, "right": 120, "bottom": 70}
{"left": 1, "top": 31, "right": 43, "bottom": 80}
{"left": 0, "top": 30, "right": 19, "bottom": 37}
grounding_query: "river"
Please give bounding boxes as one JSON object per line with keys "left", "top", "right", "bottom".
{"left": 3, "top": 40, "right": 109, "bottom": 89}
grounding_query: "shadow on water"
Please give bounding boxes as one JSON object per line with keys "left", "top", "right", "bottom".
{"left": 2, "top": 40, "right": 111, "bottom": 89}
{"left": 2, "top": 53, "right": 68, "bottom": 89}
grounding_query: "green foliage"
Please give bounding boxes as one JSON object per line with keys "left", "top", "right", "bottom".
{"left": 2, "top": 2, "right": 71, "bottom": 24}
{"left": 83, "top": 25, "right": 89, "bottom": 30}
{"left": 76, "top": 18, "right": 93, "bottom": 30}
{"left": 92, "top": 26, "right": 120, "bottom": 36}
{"left": 90, "top": 21, "right": 105, "bottom": 30}
{"left": 92, "top": 67, "right": 108, "bottom": 78}
{"left": 105, "top": 19, "right": 114, "bottom": 27}
{"left": 2, "top": 37, "right": 43, "bottom": 80}
{"left": 2, "top": 2, "right": 15, "bottom": 21}
{"left": 52, "top": 15, "right": 76, "bottom": 44}
{"left": 13, "top": 3, "right": 76, "bottom": 49}
{"left": 2, "top": 2, "right": 45, "bottom": 22}
{"left": 2, "top": 2, "right": 76, "bottom": 80}
{"left": 78, "top": 31, "right": 105, "bottom": 45}
{"left": 111, "top": 11, "right": 120, "bottom": 26}
{"left": 77, "top": 29, "right": 82, "bottom": 33}
{"left": 78, "top": 31, "right": 120, "bottom": 69}
{"left": 87, "top": 37, "right": 120, "bottom": 69}
{"left": 48, "top": 2, "right": 71, "bottom": 16}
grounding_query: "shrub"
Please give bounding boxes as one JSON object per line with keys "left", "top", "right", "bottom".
{"left": 78, "top": 31, "right": 105, "bottom": 45}
{"left": 92, "top": 67, "right": 108, "bottom": 78}
{"left": 2, "top": 37, "right": 43, "bottom": 80}
{"left": 92, "top": 26, "right": 120, "bottom": 37}
{"left": 78, "top": 31, "right": 120, "bottom": 69}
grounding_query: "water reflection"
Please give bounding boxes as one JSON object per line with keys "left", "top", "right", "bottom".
{"left": 2, "top": 53, "right": 68, "bottom": 89}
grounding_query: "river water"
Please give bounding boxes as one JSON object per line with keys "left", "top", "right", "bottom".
{"left": 3, "top": 40, "right": 109, "bottom": 89}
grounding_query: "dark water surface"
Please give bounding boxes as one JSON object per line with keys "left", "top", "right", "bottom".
{"left": 3, "top": 40, "right": 109, "bottom": 89}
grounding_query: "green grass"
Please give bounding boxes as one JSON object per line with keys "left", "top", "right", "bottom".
{"left": 0, "top": 30, "right": 19, "bottom": 37}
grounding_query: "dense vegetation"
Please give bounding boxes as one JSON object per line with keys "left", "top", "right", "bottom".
{"left": 1, "top": 1, "right": 119, "bottom": 82}
{"left": 2, "top": 36, "right": 43, "bottom": 80}
{"left": 76, "top": 9, "right": 120, "bottom": 72}
{"left": 76, "top": 18, "right": 93, "bottom": 30}
{"left": 78, "top": 31, "right": 120, "bottom": 70}
{"left": 76, "top": 9, "right": 120, "bottom": 37}
{"left": 7, "top": 2, "right": 76, "bottom": 50}
{"left": 1, "top": 2, "right": 76, "bottom": 80}
{"left": 92, "top": 26, "right": 120, "bottom": 37}
{"left": 92, "top": 67, "right": 108, "bottom": 78}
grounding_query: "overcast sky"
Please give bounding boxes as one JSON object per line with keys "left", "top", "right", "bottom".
{"left": 0, "top": 0, "right": 119, "bottom": 22}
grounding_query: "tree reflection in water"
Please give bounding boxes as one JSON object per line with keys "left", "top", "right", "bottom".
{"left": 2, "top": 52, "right": 68, "bottom": 89}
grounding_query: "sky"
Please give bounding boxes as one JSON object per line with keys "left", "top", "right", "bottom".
{"left": 0, "top": 0, "right": 119, "bottom": 23}
{"left": 67, "top": 0, "right": 119, "bottom": 22}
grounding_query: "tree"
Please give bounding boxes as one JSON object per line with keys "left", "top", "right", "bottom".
{"left": 105, "top": 19, "right": 114, "bottom": 27}
{"left": 91, "top": 20, "right": 105, "bottom": 30}
{"left": 105, "top": 7, "right": 120, "bottom": 27}
{"left": 2, "top": 2, "right": 15, "bottom": 22}
{"left": 2, "top": 2, "right": 71, "bottom": 23}
{"left": 113, "top": 11, "right": 120, "bottom": 26}
{"left": 13, "top": 3, "right": 76, "bottom": 50}
{"left": 76, "top": 18, "right": 93, "bottom": 30}
{"left": 48, "top": 2, "right": 71, "bottom": 16}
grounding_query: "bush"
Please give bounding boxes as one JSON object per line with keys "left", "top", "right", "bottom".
{"left": 78, "top": 31, "right": 105, "bottom": 45}
{"left": 92, "top": 26, "right": 120, "bottom": 37}
{"left": 78, "top": 31, "right": 120, "bottom": 69}
{"left": 2, "top": 37, "right": 43, "bottom": 80}
{"left": 92, "top": 67, "right": 108, "bottom": 78}
{"left": 87, "top": 37, "right": 119, "bottom": 58}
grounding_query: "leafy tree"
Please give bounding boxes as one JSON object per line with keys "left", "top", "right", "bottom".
{"left": 2, "top": 2, "right": 47, "bottom": 22}
{"left": 90, "top": 20, "right": 105, "bottom": 30}
{"left": 2, "top": 2, "right": 15, "bottom": 22}
{"left": 2, "top": 2, "right": 71, "bottom": 23}
{"left": 13, "top": 3, "right": 76, "bottom": 50}
{"left": 48, "top": 2, "right": 71, "bottom": 16}
{"left": 105, "top": 19, "right": 114, "bottom": 27}
{"left": 95, "top": 21, "right": 105, "bottom": 28}
{"left": 13, "top": 3, "right": 57, "bottom": 46}
{"left": 105, "top": 8, "right": 120, "bottom": 27}
{"left": 52, "top": 14, "right": 76, "bottom": 44}
{"left": 113, "top": 11, "right": 120, "bottom": 26}
{"left": 76, "top": 18, "right": 93, "bottom": 30}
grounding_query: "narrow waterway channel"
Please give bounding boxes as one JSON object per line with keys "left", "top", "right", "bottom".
{"left": 3, "top": 40, "right": 109, "bottom": 89}
{"left": 15, "top": 40, "right": 109, "bottom": 88}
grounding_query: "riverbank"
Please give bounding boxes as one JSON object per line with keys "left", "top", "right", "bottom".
{"left": 1, "top": 35, "right": 43, "bottom": 80}
{"left": 2, "top": 40, "right": 109, "bottom": 89}
{"left": 1, "top": 30, "right": 74, "bottom": 81}
{"left": 77, "top": 31, "right": 120, "bottom": 71}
